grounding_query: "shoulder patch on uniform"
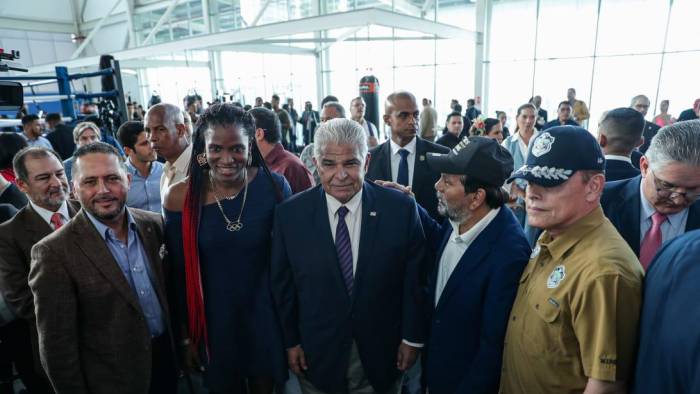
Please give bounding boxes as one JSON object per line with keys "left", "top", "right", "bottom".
{"left": 546, "top": 265, "right": 566, "bottom": 289}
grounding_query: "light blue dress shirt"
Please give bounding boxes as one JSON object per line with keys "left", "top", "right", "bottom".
{"left": 125, "top": 159, "right": 164, "bottom": 213}
{"left": 638, "top": 181, "right": 689, "bottom": 243}
{"left": 21, "top": 133, "right": 53, "bottom": 150}
{"left": 85, "top": 210, "right": 165, "bottom": 337}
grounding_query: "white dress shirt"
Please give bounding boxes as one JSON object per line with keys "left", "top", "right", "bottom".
{"left": 389, "top": 136, "right": 417, "bottom": 187}
{"left": 325, "top": 189, "right": 363, "bottom": 274}
{"left": 29, "top": 200, "right": 70, "bottom": 230}
{"left": 160, "top": 144, "right": 192, "bottom": 201}
{"left": 435, "top": 207, "right": 500, "bottom": 306}
{"left": 605, "top": 154, "right": 632, "bottom": 164}
{"left": 639, "top": 181, "right": 688, "bottom": 243}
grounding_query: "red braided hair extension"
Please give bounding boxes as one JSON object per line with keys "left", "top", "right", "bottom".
{"left": 182, "top": 184, "right": 209, "bottom": 350}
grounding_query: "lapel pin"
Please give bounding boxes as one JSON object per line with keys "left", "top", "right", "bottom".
{"left": 369, "top": 211, "right": 377, "bottom": 216}
{"left": 419, "top": 155, "right": 425, "bottom": 161}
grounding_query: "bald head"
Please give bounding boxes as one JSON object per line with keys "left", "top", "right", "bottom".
{"left": 384, "top": 91, "right": 417, "bottom": 115}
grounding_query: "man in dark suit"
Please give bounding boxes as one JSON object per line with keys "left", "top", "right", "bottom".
{"left": 380, "top": 137, "right": 530, "bottom": 393}
{"left": 542, "top": 101, "right": 579, "bottom": 130}
{"left": 631, "top": 95, "right": 660, "bottom": 154}
{"left": 28, "top": 142, "right": 176, "bottom": 394}
{"left": 597, "top": 107, "right": 644, "bottom": 182}
{"left": 531, "top": 95, "right": 548, "bottom": 131}
{"left": 271, "top": 118, "right": 427, "bottom": 394}
{"left": 0, "top": 146, "right": 80, "bottom": 393}
{"left": 602, "top": 120, "right": 700, "bottom": 270}
{"left": 44, "top": 113, "right": 76, "bottom": 161}
{"left": 300, "top": 101, "right": 320, "bottom": 145}
{"left": 366, "top": 91, "right": 449, "bottom": 220}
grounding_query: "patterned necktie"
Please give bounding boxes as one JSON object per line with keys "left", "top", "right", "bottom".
{"left": 50, "top": 212, "right": 64, "bottom": 231}
{"left": 639, "top": 211, "right": 667, "bottom": 270}
{"left": 335, "top": 206, "right": 353, "bottom": 295}
{"left": 397, "top": 149, "right": 410, "bottom": 186}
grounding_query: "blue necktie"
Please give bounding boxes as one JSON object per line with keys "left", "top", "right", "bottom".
{"left": 335, "top": 206, "right": 353, "bottom": 295}
{"left": 397, "top": 149, "right": 410, "bottom": 186}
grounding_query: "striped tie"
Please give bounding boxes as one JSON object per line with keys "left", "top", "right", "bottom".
{"left": 335, "top": 206, "right": 353, "bottom": 295}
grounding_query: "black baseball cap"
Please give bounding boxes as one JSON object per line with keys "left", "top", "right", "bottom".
{"left": 508, "top": 126, "right": 605, "bottom": 187}
{"left": 427, "top": 136, "right": 514, "bottom": 186}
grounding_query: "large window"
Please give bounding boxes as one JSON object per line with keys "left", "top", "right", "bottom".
{"left": 485, "top": 0, "right": 696, "bottom": 133}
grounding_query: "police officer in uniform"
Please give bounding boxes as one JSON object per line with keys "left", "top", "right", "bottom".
{"left": 499, "top": 126, "right": 644, "bottom": 394}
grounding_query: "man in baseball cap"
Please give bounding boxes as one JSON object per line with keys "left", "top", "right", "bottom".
{"left": 499, "top": 126, "right": 643, "bottom": 393}
{"left": 410, "top": 136, "right": 531, "bottom": 394}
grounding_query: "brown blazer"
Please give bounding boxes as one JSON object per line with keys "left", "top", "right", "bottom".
{"left": 28, "top": 208, "right": 172, "bottom": 394}
{"left": 0, "top": 201, "right": 80, "bottom": 320}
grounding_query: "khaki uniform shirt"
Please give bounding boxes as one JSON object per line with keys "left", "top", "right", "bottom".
{"left": 499, "top": 206, "right": 643, "bottom": 393}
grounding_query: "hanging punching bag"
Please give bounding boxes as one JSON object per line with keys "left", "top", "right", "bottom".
{"left": 359, "top": 75, "right": 380, "bottom": 130}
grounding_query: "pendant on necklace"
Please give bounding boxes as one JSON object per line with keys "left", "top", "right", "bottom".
{"left": 226, "top": 221, "right": 243, "bottom": 232}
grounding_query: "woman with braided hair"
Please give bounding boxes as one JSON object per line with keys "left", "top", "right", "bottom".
{"left": 163, "top": 103, "right": 291, "bottom": 394}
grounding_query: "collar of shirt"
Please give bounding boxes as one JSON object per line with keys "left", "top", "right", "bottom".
{"left": 30, "top": 200, "right": 70, "bottom": 227}
{"left": 325, "top": 188, "right": 363, "bottom": 218}
{"left": 538, "top": 206, "right": 606, "bottom": 262}
{"left": 164, "top": 144, "right": 192, "bottom": 178}
{"left": 604, "top": 154, "right": 632, "bottom": 164}
{"left": 85, "top": 208, "right": 137, "bottom": 242}
{"left": 638, "top": 179, "right": 688, "bottom": 231}
{"left": 390, "top": 135, "right": 417, "bottom": 157}
{"left": 265, "top": 143, "right": 286, "bottom": 166}
{"left": 448, "top": 207, "right": 500, "bottom": 246}
{"left": 126, "top": 157, "right": 152, "bottom": 178}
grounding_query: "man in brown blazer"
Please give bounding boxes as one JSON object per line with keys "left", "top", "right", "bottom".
{"left": 29, "top": 142, "right": 177, "bottom": 394}
{"left": 0, "top": 146, "right": 79, "bottom": 393}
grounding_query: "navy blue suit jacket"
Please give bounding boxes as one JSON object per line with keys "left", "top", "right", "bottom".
{"left": 271, "top": 182, "right": 427, "bottom": 393}
{"left": 601, "top": 175, "right": 700, "bottom": 256}
{"left": 419, "top": 207, "right": 530, "bottom": 394}
{"left": 366, "top": 137, "right": 449, "bottom": 220}
{"left": 633, "top": 229, "right": 700, "bottom": 394}
{"left": 605, "top": 158, "right": 640, "bottom": 182}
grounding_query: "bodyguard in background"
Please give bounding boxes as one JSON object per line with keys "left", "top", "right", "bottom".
{"left": 118, "top": 121, "right": 164, "bottom": 213}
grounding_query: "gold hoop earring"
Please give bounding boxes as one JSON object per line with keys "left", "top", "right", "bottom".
{"left": 196, "top": 153, "right": 207, "bottom": 167}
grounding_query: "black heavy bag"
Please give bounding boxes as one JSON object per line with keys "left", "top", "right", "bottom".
{"left": 359, "top": 75, "right": 380, "bottom": 129}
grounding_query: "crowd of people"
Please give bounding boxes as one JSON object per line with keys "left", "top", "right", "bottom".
{"left": 0, "top": 87, "right": 699, "bottom": 394}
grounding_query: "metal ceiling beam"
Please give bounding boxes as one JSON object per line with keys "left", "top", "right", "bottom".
{"left": 0, "top": 17, "right": 73, "bottom": 33}
{"left": 421, "top": 0, "right": 436, "bottom": 14}
{"left": 71, "top": 0, "right": 125, "bottom": 59}
{"left": 27, "top": 8, "right": 473, "bottom": 73}
{"left": 250, "top": 0, "right": 272, "bottom": 27}
{"left": 124, "top": 0, "right": 137, "bottom": 48}
{"left": 315, "top": 26, "right": 362, "bottom": 54}
{"left": 120, "top": 59, "right": 210, "bottom": 68}
{"left": 142, "top": 0, "right": 181, "bottom": 45}
{"left": 209, "top": 44, "right": 316, "bottom": 55}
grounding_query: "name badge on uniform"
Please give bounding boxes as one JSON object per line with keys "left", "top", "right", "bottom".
{"left": 547, "top": 265, "right": 566, "bottom": 289}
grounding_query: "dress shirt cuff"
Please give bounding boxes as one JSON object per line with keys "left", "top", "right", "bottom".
{"left": 402, "top": 339, "right": 424, "bottom": 348}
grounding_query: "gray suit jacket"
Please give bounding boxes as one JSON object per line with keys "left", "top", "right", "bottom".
{"left": 29, "top": 208, "right": 172, "bottom": 394}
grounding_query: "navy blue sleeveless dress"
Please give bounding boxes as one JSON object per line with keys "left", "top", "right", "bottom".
{"left": 164, "top": 170, "right": 291, "bottom": 391}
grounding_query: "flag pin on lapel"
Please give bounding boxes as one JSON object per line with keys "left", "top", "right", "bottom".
{"left": 370, "top": 211, "right": 377, "bottom": 216}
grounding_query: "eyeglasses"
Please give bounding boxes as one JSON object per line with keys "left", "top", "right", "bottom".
{"left": 651, "top": 170, "right": 700, "bottom": 202}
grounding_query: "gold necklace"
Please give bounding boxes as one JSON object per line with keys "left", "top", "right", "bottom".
{"left": 209, "top": 170, "right": 248, "bottom": 232}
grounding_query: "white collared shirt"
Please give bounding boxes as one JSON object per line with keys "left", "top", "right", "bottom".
{"left": 639, "top": 180, "right": 688, "bottom": 243}
{"left": 435, "top": 207, "right": 500, "bottom": 306}
{"left": 389, "top": 136, "right": 417, "bottom": 187}
{"left": 29, "top": 200, "right": 70, "bottom": 230}
{"left": 325, "top": 189, "right": 363, "bottom": 273}
{"left": 160, "top": 144, "right": 192, "bottom": 201}
{"left": 510, "top": 131, "right": 529, "bottom": 161}
{"left": 605, "top": 154, "right": 632, "bottom": 164}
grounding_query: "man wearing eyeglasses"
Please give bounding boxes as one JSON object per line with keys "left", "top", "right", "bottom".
{"left": 601, "top": 119, "right": 700, "bottom": 270}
